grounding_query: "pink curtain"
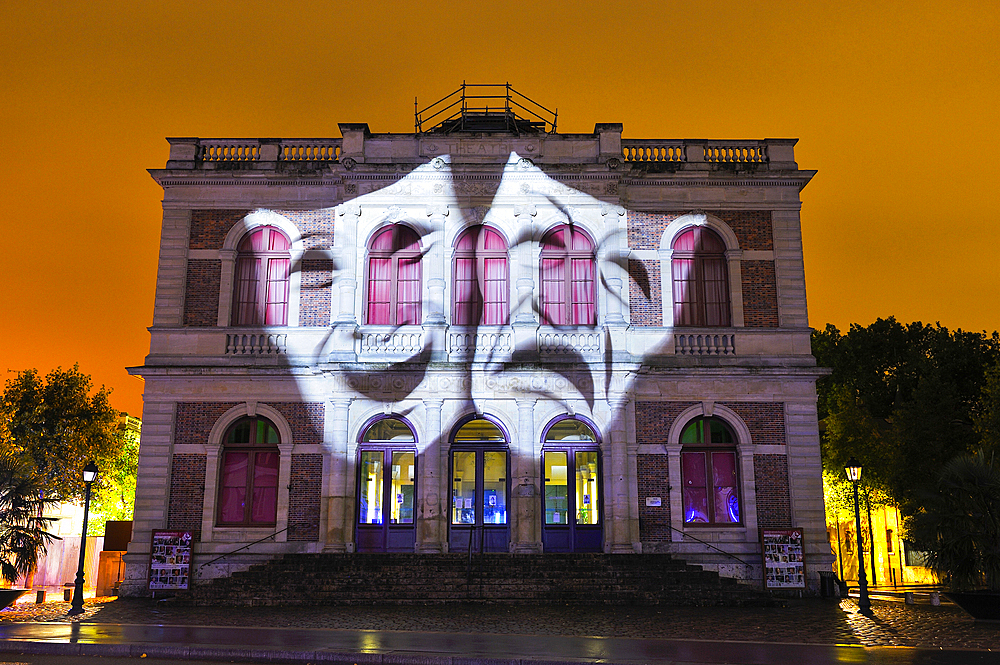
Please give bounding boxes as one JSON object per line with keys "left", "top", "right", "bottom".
{"left": 570, "top": 258, "right": 595, "bottom": 325}
{"left": 367, "top": 258, "right": 392, "bottom": 324}
{"left": 453, "top": 257, "right": 479, "bottom": 325}
{"left": 702, "top": 257, "right": 730, "bottom": 326}
{"left": 711, "top": 452, "right": 739, "bottom": 523}
{"left": 234, "top": 257, "right": 261, "bottom": 325}
{"left": 483, "top": 257, "right": 507, "bottom": 325}
{"left": 265, "top": 258, "right": 289, "bottom": 325}
{"left": 672, "top": 258, "right": 694, "bottom": 326}
{"left": 219, "top": 451, "right": 249, "bottom": 523}
{"left": 396, "top": 256, "right": 421, "bottom": 324}
{"left": 251, "top": 451, "right": 279, "bottom": 523}
{"left": 541, "top": 258, "right": 566, "bottom": 325}
{"left": 681, "top": 452, "right": 709, "bottom": 523}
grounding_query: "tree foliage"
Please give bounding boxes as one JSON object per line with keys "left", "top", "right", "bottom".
{"left": 906, "top": 451, "right": 1000, "bottom": 591}
{"left": 0, "top": 365, "right": 123, "bottom": 503}
{"left": 88, "top": 418, "right": 140, "bottom": 535}
{"left": 0, "top": 452, "right": 59, "bottom": 584}
{"left": 813, "top": 318, "right": 1000, "bottom": 514}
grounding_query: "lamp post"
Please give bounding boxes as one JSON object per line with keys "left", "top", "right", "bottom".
{"left": 68, "top": 461, "right": 98, "bottom": 616}
{"left": 845, "top": 457, "right": 871, "bottom": 615}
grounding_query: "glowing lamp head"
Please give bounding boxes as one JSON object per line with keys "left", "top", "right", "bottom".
{"left": 844, "top": 457, "right": 862, "bottom": 483}
{"left": 82, "top": 461, "right": 98, "bottom": 484}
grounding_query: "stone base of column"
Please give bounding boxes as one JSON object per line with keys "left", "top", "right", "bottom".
{"left": 322, "top": 543, "right": 348, "bottom": 553}
{"left": 510, "top": 542, "right": 543, "bottom": 554}
{"left": 415, "top": 543, "right": 445, "bottom": 554}
{"left": 610, "top": 543, "right": 636, "bottom": 554}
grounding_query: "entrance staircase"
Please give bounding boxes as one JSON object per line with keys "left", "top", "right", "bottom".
{"left": 177, "top": 553, "right": 772, "bottom": 606}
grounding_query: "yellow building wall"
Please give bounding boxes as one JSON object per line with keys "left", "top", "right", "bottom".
{"left": 826, "top": 504, "right": 937, "bottom": 586}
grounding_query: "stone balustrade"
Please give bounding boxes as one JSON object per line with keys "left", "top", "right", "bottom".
{"left": 226, "top": 333, "right": 287, "bottom": 355}
{"left": 448, "top": 328, "right": 513, "bottom": 361}
{"left": 538, "top": 330, "right": 603, "bottom": 359}
{"left": 358, "top": 328, "right": 425, "bottom": 358}
{"left": 674, "top": 333, "right": 736, "bottom": 356}
{"left": 621, "top": 140, "right": 685, "bottom": 162}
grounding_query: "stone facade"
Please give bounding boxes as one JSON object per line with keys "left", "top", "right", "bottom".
{"left": 123, "top": 114, "right": 830, "bottom": 596}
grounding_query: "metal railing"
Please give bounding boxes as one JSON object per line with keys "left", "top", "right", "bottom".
{"left": 196, "top": 527, "right": 287, "bottom": 573}
{"left": 415, "top": 82, "right": 557, "bottom": 134}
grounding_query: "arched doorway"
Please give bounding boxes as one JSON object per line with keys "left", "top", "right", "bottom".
{"left": 356, "top": 416, "right": 417, "bottom": 552}
{"left": 541, "top": 417, "right": 602, "bottom": 552}
{"left": 449, "top": 416, "right": 510, "bottom": 553}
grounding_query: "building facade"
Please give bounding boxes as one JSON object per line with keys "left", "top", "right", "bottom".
{"left": 122, "top": 95, "right": 830, "bottom": 595}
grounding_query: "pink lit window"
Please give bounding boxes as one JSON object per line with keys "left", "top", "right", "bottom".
{"left": 366, "top": 225, "right": 422, "bottom": 325}
{"left": 679, "top": 417, "right": 740, "bottom": 525}
{"left": 540, "top": 225, "right": 595, "bottom": 326}
{"left": 217, "top": 416, "right": 280, "bottom": 526}
{"left": 232, "top": 226, "right": 291, "bottom": 326}
{"left": 671, "top": 227, "right": 730, "bottom": 327}
{"left": 453, "top": 226, "right": 509, "bottom": 325}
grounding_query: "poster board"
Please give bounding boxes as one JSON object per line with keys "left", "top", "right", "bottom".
{"left": 761, "top": 527, "right": 806, "bottom": 589}
{"left": 149, "top": 529, "right": 192, "bottom": 590}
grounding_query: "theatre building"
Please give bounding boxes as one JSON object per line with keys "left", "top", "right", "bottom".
{"left": 121, "top": 86, "right": 830, "bottom": 596}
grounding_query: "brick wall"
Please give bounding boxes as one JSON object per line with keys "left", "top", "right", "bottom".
{"left": 275, "top": 209, "right": 335, "bottom": 250}
{"left": 741, "top": 260, "right": 779, "bottom": 327}
{"left": 175, "top": 403, "right": 242, "bottom": 445}
{"left": 637, "top": 454, "right": 672, "bottom": 541}
{"left": 168, "top": 454, "right": 206, "bottom": 538}
{"left": 270, "top": 402, "right": 325, "bottom": 445}
{"left": 635, "top": 402, "right": 699, "bottom": 444}
{"left": 183, "top": 259, "right": 221, "bottom": 326}
{"left": 720, "top": 402, "right": 785, "bottom": 445}
{"left": 628, "top": 258, "right": 661, "bottom": 326}
{"left": 753, "top": 454, "right": 792, "bottom": 528}
{"left": 288, "top": 454, "right": 323, "bottom": 541}
{"left": 626, "top": 211, "right": 772, "bottom": 251}
{"left": 190, "top": 210, "right": 251, "bottom": 249}
{"left": 300, "top": 259, "right": 333, "bottom": 326}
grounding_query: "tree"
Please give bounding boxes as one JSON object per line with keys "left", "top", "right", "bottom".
{"left": 0, "top": 365, "right": 123, "bottom": 503}
{"left": 0, "top": 452, "right": 59, "bottom": 585}
{"left": 906, "top": 451, "right": 1000, "bottom": 591}
{"left": 813, "top": 319, "right": 1000, "bottom": 515}
{"left": 974, "top": 365, "right": 1000, "bottom": 456}
{"left": 88, "top": 417, "right": 140, "bottom": 535}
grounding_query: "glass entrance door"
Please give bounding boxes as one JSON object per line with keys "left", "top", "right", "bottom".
{"left": 541, "top": 418, "right": 602, "bottom": 552}
{"left": 450, "top": 448, "right": 509, "bottom": 552}
{"left": 356, "top": 448, "right": 416, "bottom": 551}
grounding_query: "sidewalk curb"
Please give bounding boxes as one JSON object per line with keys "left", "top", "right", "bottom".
{"left": 0, "top": 640, "right": 595, "bottom": 665}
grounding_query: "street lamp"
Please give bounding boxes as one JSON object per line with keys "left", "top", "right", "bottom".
{"left": 845, "top": 456, "right": 871, "bottom": 615}
{"left": 68, "top": 461, "right": 98, "bottom": 616}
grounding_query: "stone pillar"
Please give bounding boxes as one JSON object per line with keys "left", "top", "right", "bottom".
{"left": 512, "top": 398, "right": 542, "bottom": 553}
{"left": 417, "top": 399, "right": 446, "bottom": 553}
{"left": 512, "top": 204, "right": 537, "bottom": 325}
{"left": 667, "top": 443, "right": 684, "bottom": 542}
{"left": 324, "top": 398, "right": 352, "bottom": 551}
{"left": 424, "top": 205, "right": 448, "bottom": 362}
{"left": 607, "top": 396, "right": 634, "bottom": 553}
{"left": 335, "top": 203, "right": 360, "bottom": 324}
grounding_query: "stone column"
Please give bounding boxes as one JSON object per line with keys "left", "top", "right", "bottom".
{"left": 607, "top": 396, "right": 634, "bottom": 553}
{"left": 512, "top": 204, "right": 537, "bottom": 325}
{"left": 324, "top": 397, "right": 352, "bottom": 551}
{"left": 424, "top": 205, "right": 448, "bottom": 361}
{"left": 417, "top": 398, "right": 446, "bottom": 553}
{"left": 512, "top": 397, "right": 542, "bottom": 553}
{"left": 335, "top": 203, "right": 360, "bottom": 324}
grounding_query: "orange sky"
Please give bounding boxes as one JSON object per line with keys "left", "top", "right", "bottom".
{"left": 2, "top": 1, "right": 997, "bottom": 418}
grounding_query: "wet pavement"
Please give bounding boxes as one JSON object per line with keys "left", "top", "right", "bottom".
{"left": 0, "top": 595, "right": 999, "bottom": 664}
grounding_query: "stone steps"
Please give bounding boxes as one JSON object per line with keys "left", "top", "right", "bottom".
{"left": 178, "top": 552, "right": 771, "bottom": 606}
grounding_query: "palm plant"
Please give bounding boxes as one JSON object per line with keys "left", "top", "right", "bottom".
{"left": 0, "top": 453, "right": 58, "bottom": 585}
{"left": 907, "top": 451, "right": 1000, "bottom": 591}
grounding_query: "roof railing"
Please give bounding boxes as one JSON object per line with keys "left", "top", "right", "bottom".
{"left": 415, "top": 82, "right": 557, "bottom": 134}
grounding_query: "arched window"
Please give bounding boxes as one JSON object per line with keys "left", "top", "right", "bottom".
{"left": 679, "top": 417, "right": 740, "bottom": 525}
{"left": 357, "top": 418, "right": 416, "bottom": 537}
{"left": 540, "top": 225, "right": 596, "bottom": 325}
{"left": 366, "top": 225, "right": 422, "bottom": 325}
{"left": 541, "top": 417, "right": 602, "bottom": 552}
{"left": 217, "top": 416, "right": 280, "bottom": 526}
{"left": 671, "top": 227, "right": 730, "bottom": 327}
{"left": 453, "top": 226, "right": 509, "bottom": 325}
{"left": 232, "top": 226, "right": 291, "bottom": 326}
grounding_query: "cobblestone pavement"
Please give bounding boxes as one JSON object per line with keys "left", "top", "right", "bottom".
{"left": 2, "top": 596, "right": 998, "bottom": 652}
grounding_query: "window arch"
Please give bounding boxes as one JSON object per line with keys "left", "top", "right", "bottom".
{"left": 679, "top": 416, "right": 740, "bottom": 525}
{"left": 366, "top": 224, "right": 422, "bottom": 325}
{"left": 453, "top": 226, "right": 509, "bottom": 325}
{"left": 217, "top": 416, "right": 280, "bottom": 526}
{"left": 232, "top": 226, "right": 291, "bottom": 325}
{"left": 671, "top": 227, "right": 730, "bottom": 327}
{"left": 540, "top": 225, "right": 596, "bottom": 326}
{"left": 541, "top": 417, "right": 601, "bottom": 530}
{"left": 357, "top": 417, "right": 416, "bottom": 533}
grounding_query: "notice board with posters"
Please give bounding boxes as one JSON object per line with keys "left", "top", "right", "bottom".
{"left": 148, "top": 530, "right": 192, "bottom": 590}
{"left": 761, "top": 528, "right": 806, "bottom": 589}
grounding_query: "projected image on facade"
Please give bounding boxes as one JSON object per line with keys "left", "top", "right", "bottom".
{"left": 124, "top": 84, "right": 829, "bottom": 596}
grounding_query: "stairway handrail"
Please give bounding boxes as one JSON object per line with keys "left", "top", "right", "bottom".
{"left": 197, "top": 527, "right": 288, "bottom": 571}
{"left": 667, "top": 525, "right": 756, "bottom": 570}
